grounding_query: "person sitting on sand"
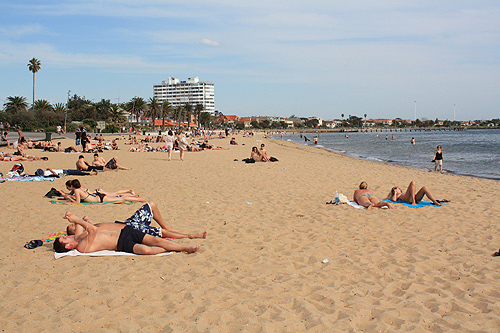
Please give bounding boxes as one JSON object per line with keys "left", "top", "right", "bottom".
{"left": 250, "top": 146, "right": 264, "bottom": 161}
{"left": 92, "top": 153, "right": 106, "bottom": 167}
{"left": 111, "top": 139, "right": 119, "bottom": 150}
{"left": 230, "top": 137, "right": 238, "bottom": 145}
{"left": 53, "top": 212, "right": 200, "bottom": 254}
{"left": 58, "top": 179, "right": 147, "bottom": 203}
{"left": 387, "top": 181, "right": 441, "bottom": 206}
{"left": 65, "top": 201, "right": 207, "bottom": 241}
{"left": 354, "top": 181, "right": 393, "bottom": 210}
{"left": 1, "top": 131, "right": 11, "bottom": 148}
{"left": 76, "top": 155, "right": 106, "bottom": 172}
{"left": 259, "top": 143, "right": 270, "bottom": 162}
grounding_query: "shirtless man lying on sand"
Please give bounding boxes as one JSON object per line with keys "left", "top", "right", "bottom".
{"left": 65, "top": 201, "right": 207, "bottom": 241}
{"left": 54, "top": 211, "right": 200, "bottom": 255}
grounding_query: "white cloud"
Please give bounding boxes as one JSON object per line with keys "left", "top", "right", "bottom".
{"left": 197, "top": 39, "right": 220, "bottom": 47}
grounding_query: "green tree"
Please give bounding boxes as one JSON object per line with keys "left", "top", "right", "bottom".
{"left": 251, "top": 120, "right": 261, "bottom": 129}
{"left": 184, "top": 103, "right": 193, "bottom": 128}
{"left": 305, "top": 118, "right": 319, "bottom": 128}
{"left": 67, "top": 94, "right": 92, "bottom": 121}
{"left": 109, "top": 104, "right": 126, "bottom": 124}
{"left": 160, "top": 101, "right": 173, "bottom": 130}
{"left": 33, "top": 99, "right": 56, "bottom": 127}
{"left": 199, "top": 111, "right": 212, "bottom": 129}
{"left": 174, "top": 105, "right": 185, "bottom": 128}
{"left": 3, "top": 96, "right": 29, "bottom": 114}
{"left": 194, "top": 103, "right": 204, "bottom": 128}
{"left": 94, "top": 99, "right": 113, "bottom": 121}
{"left": 27, "top": 58, "right": 41, "bottom": 106}
{"left": 125, "top": 97, "right": 147, "bottom": 125}
{"left": 147, "top": 97, "right": 161, "bottom": 130}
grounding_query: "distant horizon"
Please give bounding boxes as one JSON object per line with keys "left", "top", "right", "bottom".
{"left": 1, "top": 2, "right": 499, "bottom": 121}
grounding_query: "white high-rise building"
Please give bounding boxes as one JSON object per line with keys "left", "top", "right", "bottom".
{"left": 153, "top": 76, "right": 215, "bottom": 114}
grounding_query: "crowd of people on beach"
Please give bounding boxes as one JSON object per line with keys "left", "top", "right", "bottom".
{"left": 2, "top": 122, "right": 449, "bottom": 258}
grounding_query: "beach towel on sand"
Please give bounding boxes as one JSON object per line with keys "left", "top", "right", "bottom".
{"left": 49, "top": 200, "right": 133, "bottom": 205}
{"left": 382, "top": 199, "right": 445, "bottom": 208}
{"left": 1, "top": 176, "right": 55, "bottom": 182}
{"left": 54, "top": 249, "right": 173, "bottom": 259}
{"left": 347, "top": 201, "right": 366, "bottom": 209}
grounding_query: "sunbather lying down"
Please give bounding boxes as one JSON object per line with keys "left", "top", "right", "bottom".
{"left": 353, "top": 181, "right": 393, "bottom": 210}
{"left": 54, "top": 210, "right": 201, "bottom": 255}
{"left": 65, "top": 201, "right": 207, "bottom": 240}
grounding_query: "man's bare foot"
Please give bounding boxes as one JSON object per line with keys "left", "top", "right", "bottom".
{"left": 188, "top": 231, "right": 207, "bottom": 239}
{"left": 186, "top": 245, "right": 200, "bottom": 254}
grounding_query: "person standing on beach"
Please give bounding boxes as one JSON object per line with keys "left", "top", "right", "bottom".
{"left": 165, "top": 130, "right": 175, "bottom": 161}
{"left": 176, "top": 129, "right": 188, "bottom": 161}
{"left": 433, "top": 145, "right": 443, "bottom": 173}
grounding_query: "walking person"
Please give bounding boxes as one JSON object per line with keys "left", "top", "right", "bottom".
{"left": 433, "top": 145, "right": 443, "bottom": 173}
{"left": 176, "top": 129, "right": 188, "bottom": 161}
{"left": 165, "top": 130, "right": 175, "bottom": 161}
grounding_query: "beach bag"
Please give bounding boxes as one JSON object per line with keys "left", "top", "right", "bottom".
{"left": 269, "top": 157, "right": 279, "bottom": 162}
{"left": 44, "top": 187, "right": 61, "bottom": 198}
{"left": 11, "top": 162, "right": 24, "bottom": 174}
{"left": 105, "top": 158, "right": 117, "bottom": 170}
{"left": 244, "top": 158, "right": 255, "bottom": 163}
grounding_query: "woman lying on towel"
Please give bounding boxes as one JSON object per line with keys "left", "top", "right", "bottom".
{"left": 387, "top": 181, "right": 441, "bottom": 206}
{"left": 59, "top": 179, "right": 147, "bottom": 204}
{"left": 354, "top": 181, "right": 393, "bottom": 209}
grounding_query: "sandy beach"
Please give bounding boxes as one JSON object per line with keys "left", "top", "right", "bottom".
{"left": 1, "top": 133, "right": 500, "bottom": 331}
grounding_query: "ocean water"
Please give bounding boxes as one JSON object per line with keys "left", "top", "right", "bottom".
{"left": 276, "top": 129, "right": 500, "bottom": 180}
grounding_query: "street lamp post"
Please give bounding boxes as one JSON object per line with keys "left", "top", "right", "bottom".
{"left": 65, "top": 90, "right": 70, "bottom": 133}
{"left": 414, "top": 101, "right": 417, "bottom": 122}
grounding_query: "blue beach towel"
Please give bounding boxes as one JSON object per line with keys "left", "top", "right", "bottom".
{"left": 383, "top": 199, "right": 445, "bottom": 208}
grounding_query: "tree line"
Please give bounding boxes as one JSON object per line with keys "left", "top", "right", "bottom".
{"left": 0, "top": 94, "right": 212, "bottom": 133}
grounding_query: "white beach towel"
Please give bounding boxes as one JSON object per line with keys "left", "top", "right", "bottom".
{"left": 54, "top": 249, "right": 173, "bottom": 259}
{"left": 347, "top": 201, "right": 366, "bottom": 209}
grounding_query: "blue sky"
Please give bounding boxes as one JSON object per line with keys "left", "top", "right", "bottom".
{"left": 1, "top": 1, "right": 499, "bottom": 121}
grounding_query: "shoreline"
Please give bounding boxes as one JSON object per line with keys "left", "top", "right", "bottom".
{"left": 273, "top": 130, "right": 500, "bottom": 182}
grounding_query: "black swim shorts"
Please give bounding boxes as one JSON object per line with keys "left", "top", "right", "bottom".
{"left": 116, "top": 225, "right": 146, "bottom": 253}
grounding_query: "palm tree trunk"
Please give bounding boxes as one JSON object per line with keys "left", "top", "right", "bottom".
{"left": 32, "top": 72, "right": 36, "bottom": 106}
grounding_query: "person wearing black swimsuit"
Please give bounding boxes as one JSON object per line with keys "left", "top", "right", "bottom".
{"left": 433, "top": 145, "right": 443, "bottom": 173}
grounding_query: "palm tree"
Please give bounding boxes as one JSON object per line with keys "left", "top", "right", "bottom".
{"left": 364, "top": 113, "right": 367, "bottom": 128}
{"left": 4, "top": 96, "right": 29, "bottom": 114}
{"left": 109, "top": 104, "right": 126, "bottom": 124}
{"left": 27, "top": 58, "right": 41, "bottom": 106}
{"left": 184, "top": 103, "right": 193, "bottom": 128}
{"left": 160, "top": 101, "right": 172, "bottom": 131}
{"left": 125, "top": 97, "right": 147, "bottom": 125}
{"left": 174, "top": 105, "right": 184, "bottom": 128}
{"left": 341, "top": 113, "right": 344, "bottom": 128}
{"left": 147, "top": 97, "right": 161, "bottom": 130}
{"left": 33, "top": 99, "right": 54, "bottom": 127}
{"left": 194, "top": 103, "right": 204, "bottom": 128}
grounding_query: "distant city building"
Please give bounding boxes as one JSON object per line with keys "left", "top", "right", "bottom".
{"left": 153, "top": 76, "right": 215, "bottom": 114}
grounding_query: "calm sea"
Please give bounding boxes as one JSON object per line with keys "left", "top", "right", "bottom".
{"left": 275, "top": 128, "right": 500, "bottom": 180}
